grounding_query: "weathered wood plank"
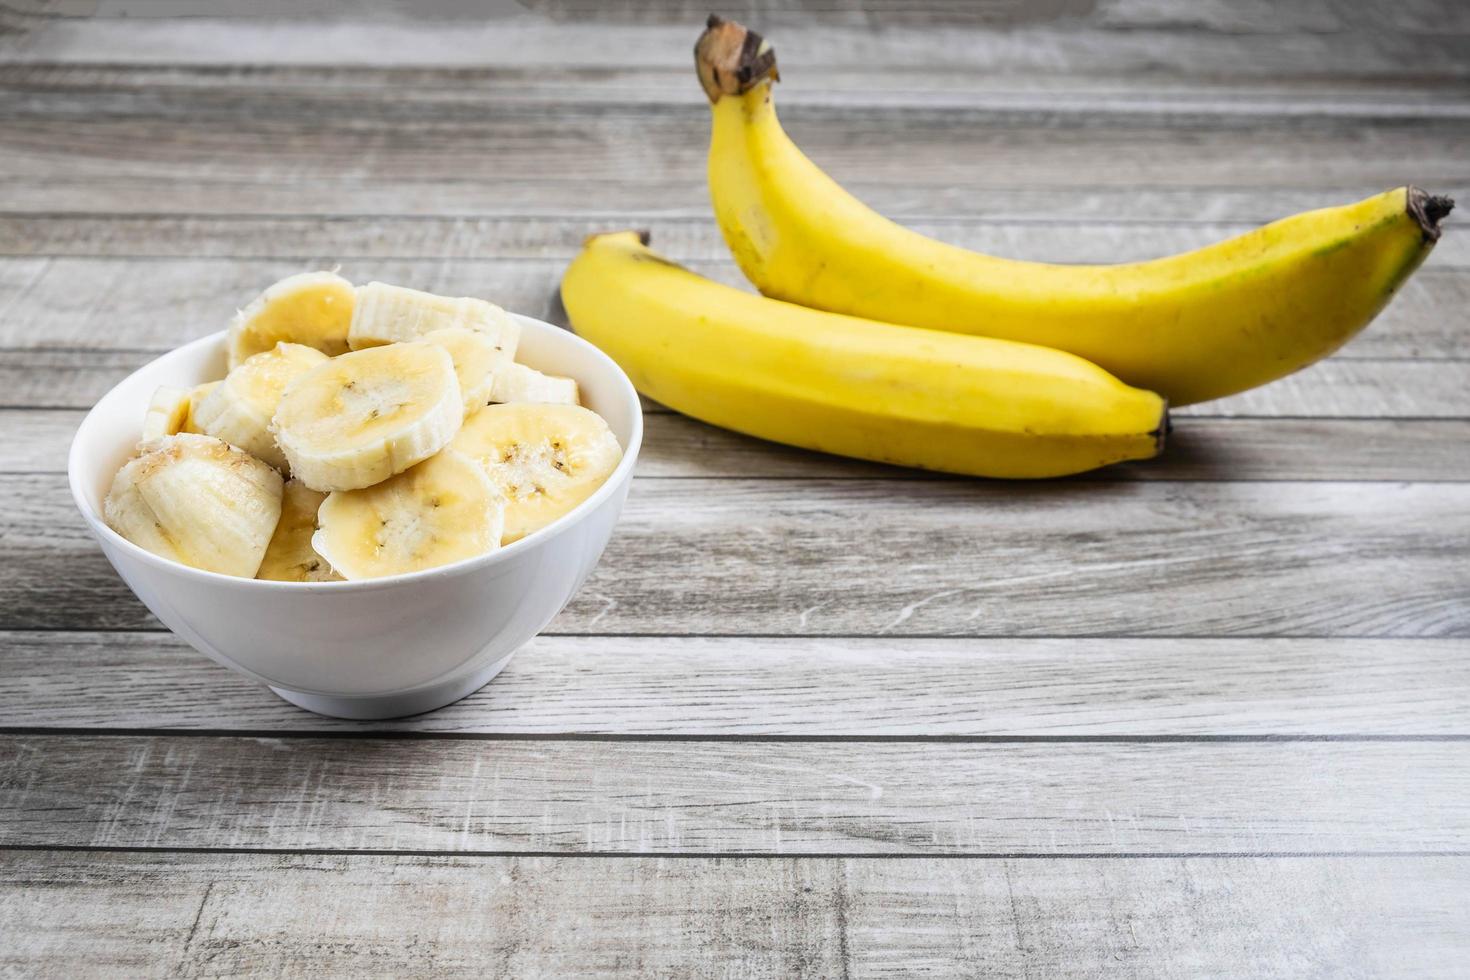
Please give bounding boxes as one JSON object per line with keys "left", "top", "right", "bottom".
{"left": 6, "top": 176, "right": 1467, "bottom": 221}
{"left": 3, "top": 631, "right": 1468, "bottom": 736}
{"left": 2, "top": 735, "right": 1467, "bottom": 852}
{"left": 7, "top": 346, "right": 1468, "bottom": 419}
{"left": 3, "top": 214, "right": 1467, "bottom": 269}
{"left": 4, "top": 9, "right": 1468, "bottom": 77}
{"left": 10, "top": 476, "right": 1470, "bottom": 636}
{"left": 13, "top": 408, "right": 1470, "bottom": 482}
{"left": 2, "top": 114, "right": 1463, "bottom": 205}
{"left": 0, "top": 255, "right": 1465, "bottom": 367}
{"left": 3, "top": 851, "right": 1465, "bottom": 979}
{"left": 4, "top": 62, "right": 1468, "bottom": 117}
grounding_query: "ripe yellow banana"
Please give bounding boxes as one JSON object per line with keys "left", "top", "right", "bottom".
{"left": 561, "top": 231, "right": 1166, "bottom": 479}
{"left": 696, "top": 17, "right": 1453, "bottom": 406}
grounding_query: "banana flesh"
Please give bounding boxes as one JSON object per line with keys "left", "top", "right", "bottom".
{"left": 192, "top": 342, "right": 327, "bottom": 471}
{"left": 140, "top": 385, "right": 193, "bottom": 442}
{"left": 349, "top": 281, "right": 521, "bottom": 355}
{"left": 697, "top": 17, "right": 1453, "bottom": 406}
{"left": 561, "top": 231, "right": 1165, "bottom": 479}
{"left": 489, "top": 360, "right": 580, "bottom": 406}
{"left": 313, "top": 450, "right": 506, "bottom": 579}
{"left": 104, "top": 433, "right": 284, "bottom": 577}
{"left": 256, "top": 479, "right": 341, "bottom": 582}
{"left": 228, "top": 271, "right": 355, "bottom": 369}
{"left": 104, "top": 274, "right": 623, "bottom": 580}
{"left": 424, "top": 326, "right": 502, "bottom": 416}
{"left": 452, "top": 402, "right": 623, "bottom": 543}
{"left": 273, "top": 341, "right": 464, "bottom": 492}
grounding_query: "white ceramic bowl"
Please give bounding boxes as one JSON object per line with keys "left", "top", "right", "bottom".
{"left": 69, "top": 315, "right": 642, "bottom": 719}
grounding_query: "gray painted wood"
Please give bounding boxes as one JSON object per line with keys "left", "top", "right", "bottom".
{"left": 5, "top": 632, "right": 1469, "bottom": 736}
{"left": 6, "top": 346, "right": 1468, "bottom": 418}
{"left": 1, "top": 112, "right": 1462, "bottom": 209}
{"left": 5, "top": 216, "right": 1467, "bottom": 268}
{"left": 1, "top": 852, "right": 1466, "bottom": 978}
{"left": 3, "top": 2, "right": 1468, "bottom": 974}
{"left": 15, "top": 409, "right": 1470, "bottom": 482}
{"left": 3, "top": 735, "right": 1468, "bottom": 852}
{"left": 2, "top": 256, "right": 1465, "bottom": 367}
{"left": 15, "top": 476, "right": 1470, "bottom": 635}
{"left": 5, "top": 5, "right": 1469, "bottom": 76}
{"left": 6, "top": 174, "right": 1466, "bottom": 221}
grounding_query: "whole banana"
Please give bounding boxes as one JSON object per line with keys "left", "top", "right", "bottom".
{"left": 561, "top": 231, "right": 1166, "bottom": 479}
{"left": 696, "top": 16, "right": 1453, "bottom": 406}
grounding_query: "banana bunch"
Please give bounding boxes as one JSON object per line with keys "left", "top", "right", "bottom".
{"left": 561, "top": 17, "right": 1451, "bottom": 477}
{"left": 105, "top": 276, "right": 622, "bottom": 581}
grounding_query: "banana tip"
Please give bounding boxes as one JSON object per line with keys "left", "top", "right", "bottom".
{"left": 1408, "top": 186, "right": 1454, "bottom": 243}
{"left": 1153, "top": 408, "right": 1171, "bottom": 456}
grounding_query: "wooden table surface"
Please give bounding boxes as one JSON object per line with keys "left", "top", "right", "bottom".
{"left": 2, "top": 2, "right": 1468, "bottom": 976}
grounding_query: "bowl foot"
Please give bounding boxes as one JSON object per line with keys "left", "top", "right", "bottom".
{"left": 268, "top": 652, "right": 515, "bottom": 720}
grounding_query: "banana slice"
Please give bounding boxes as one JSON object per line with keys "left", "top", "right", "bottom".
{"left": 192, "top": 342, "right": 328, "bottom": 471}
{"left": 257, "top": 479, "right": 341, "bottom": 582}
{"left": 313, "top": 450, "right": 505, "bottom": 580}
{"left": 489, "top": 360, "right": 580, "bottom": 406}
{"left": 273, "top": 341, "right": 463, "bottom": 492}
{"left": 140, "top": 385, "right": 193, "bottom": 441}
{"left": 424, "top": 327, "right": 501, "bottom": 417}
{"left": 348, "top": 281, "right": 521, "bottom": 356}
{"left": 104, "top": 433, "right": 284, "bottom": 577}
{"left": 185, "top": 382, "right": 219, "bottom": 433}
{"left": 228, "top": 271, "right": 356, "bottom": 369}
{"left": 451, "top": 403, "right": 621, "bottom": 543}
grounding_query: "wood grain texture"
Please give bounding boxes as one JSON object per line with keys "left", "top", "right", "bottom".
{"left": 15, "top": 408, "right": 1470, "bottom": 481}
{"left": 5, "top": 215, "right": 1466, "bottom": 267}
{"left": 2, "top": 851, "right": 1464, "bottom": 979}
{"left": 3, "top": 2, "right": 1468, "bottom": 973}
{"left": 3, "top": 632, "right": 1468, "bottom": 736}
{"left": 5, "top": 7, "right": 1469, "bottom": 76}
{"left": 3, "top": 734, "right": 1468, "bottom": 853}
{"left": 2, "top": 255, "right": 1465, "bottom": 368}
{"left": 14, "top": 476, "right": 1470, "bottom": 636}
{"left": 6, "top": 175, "right": 1467, "bottom": 220}
{"left": 6, "top": 346, "right": 1468, "bottom": 418}
{"left": 1, "top": 113, "right": 1463, "bottom": 209}
{"left": 1, "top": 61, "right": 1466, "bottom": 213}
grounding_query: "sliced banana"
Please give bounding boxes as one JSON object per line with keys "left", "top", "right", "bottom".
{"left": 422, "top": 326, "right": 503, "bottom": 417}
{"left": 257, "top": 479, "right": 341, "bottom": 582}
{"left": 273, "top": 341, "right": 463, "bottom": 492}
{"left": 185, "top": 382, "right": 219, "bottom": 433}
{"left": 104, "top": 433, "right": 283, "bottom": 577}
{"left": 451, "top": 403, "right": 621, "bottom": 543}
{"left": 192, "top": 342, "right": 328, "bottom": 471}
{"left": 228, "top": 270, "right": 356, "bottom": 369}
{"left": 140, "top": 385, "right": 193, "bottom": 441}
{"left": 349, "top": 281, "right": 521, "bottom": 356}
{"left": 313, "top": 450, "right": 505, "bottom": 580}
{"left": 490, "top": 360, "right": 580, "bottom": 406}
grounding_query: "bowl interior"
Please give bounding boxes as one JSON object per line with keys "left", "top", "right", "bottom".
{"left": 70, "top": 315, "right": 643, "bottom": 574}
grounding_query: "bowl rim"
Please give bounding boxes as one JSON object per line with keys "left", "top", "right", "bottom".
{"left": 68, "top": 314, "right": 644, "bottom": 593}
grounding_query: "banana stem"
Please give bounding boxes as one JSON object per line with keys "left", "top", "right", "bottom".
{"left": 1408, "top": 186, "right": 1455, "bottom": 243}
{"left": 695, "top": 14, "right": 778, "bottom": 103}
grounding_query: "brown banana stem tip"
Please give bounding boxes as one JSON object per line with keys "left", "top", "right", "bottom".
{"left": 1407, "top": 186, "right": 1455, "bottom": 243}
{"left": 695, "top": 14, "right": 779, "bottom": 103}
